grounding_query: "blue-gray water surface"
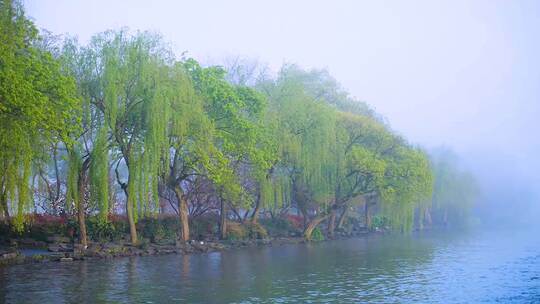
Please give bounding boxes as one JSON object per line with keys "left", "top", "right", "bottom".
{"left": 1, "top": 229, "right": 539, "bottom": 303}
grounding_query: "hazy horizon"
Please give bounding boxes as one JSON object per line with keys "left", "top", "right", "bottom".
{"left": 25, "top": 0, "right": 540, "bottom": 222}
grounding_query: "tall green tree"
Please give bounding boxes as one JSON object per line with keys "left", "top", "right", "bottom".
{"left": 159, "top": 61, "right": 225, "bottom": 242}
{"left": 185, "top": 59, "right": 275, "bottom": 239}
{"left": 0, "top": 0, "right": 79, "bottom": 230}
{"left": 75, "top": 30, "right": 174, "bottom": 244}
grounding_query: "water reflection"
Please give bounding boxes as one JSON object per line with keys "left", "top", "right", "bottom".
{"left": 1, "top": 230, "right": 539, "bottom": 303}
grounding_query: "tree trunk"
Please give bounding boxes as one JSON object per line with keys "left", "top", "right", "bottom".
{"left": 231, "top": 205, "right": 245, "bottom": 223}
{"left": 53, "top": 144, "right": 61, "bottom": 203}
{"left": 250, "top": 193, "right": 261, "bottom": 224}
{"left": 327, "top": 210, "right": 336, "bottom": 238}
{"left": 77, "top": 169, "right": 88, "bottom": 249}
{"left": 364, "top": 201, "right": 371, "bottom": 229}
{"left": 173, "top": 186, "right": 190, "bottom": 242}
{"left": 0, "top": 174, "right": 9, "bottom": 222}
{"left": 299, "top": 208, "right": 308, "bottom": 230}
{"left": 124, "top": 186, "right": 138, "bottom": 245}
{"left": 0, "top": 190, "right": 9, "bottom": 222}
{"left": 423, "top": 207, "right": 432, "bottom": 228}
{"left": 220, "top": 200, "right": 227, "bottom": 240}
{"left": 337, "top": 207, "right": 348, "bottom": 230}
{"left": 304, "top": 214, "right": 329, "bottom": 240}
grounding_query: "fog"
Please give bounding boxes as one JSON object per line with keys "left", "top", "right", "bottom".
{"left": 25, "top": 0, "right": 540, "bottom": 226}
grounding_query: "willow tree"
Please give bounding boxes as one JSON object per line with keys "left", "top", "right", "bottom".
{"left": 258, "top": 65, "right": 434, "bottom": 239}
{"left": 0, "top": 0, "right": 79, "bottom": 230}
{"left": 51, "top": 34, "right": 118, "bottom": 247}
{"left": 185, "top": 59, "right": 275, "bottom": 239}
{"left": 75, "top": 30, "right": 174, "bottom": 244}
{"left": 378, "top": 146, "right": 433, "bottom": 232}
{"left": 159, "top": 61, "right": 228, "bottom": 242}
{"left": 258, "top": 65, "right": 338, "bottom": 238}
{"left": 331, "top": 112, "right": 432, "bottom": 233}
{"left": 260, "top": 65, "right": 392, "bottom": 239}
{"left": 322, "top": 112, "right": 391, "bottom": 237}
{"left": 430, "top": 148, "right": 478, "bottom": 227}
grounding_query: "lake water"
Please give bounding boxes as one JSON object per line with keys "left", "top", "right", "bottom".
{"left": 1, "top": 229, "right": 539, "bottom": 303}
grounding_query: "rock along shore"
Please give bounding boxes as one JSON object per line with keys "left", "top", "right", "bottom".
{"left": 0, "top": 237, "right": 307, "bottom": 266}
{"left": 0, "top": 231, "right": 374, "bottom": 267}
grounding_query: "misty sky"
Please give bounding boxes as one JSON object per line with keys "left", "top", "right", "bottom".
{"left": 25, "top": 0, "right": 540, "bottom": 210}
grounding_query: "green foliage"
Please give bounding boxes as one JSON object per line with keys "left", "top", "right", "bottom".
{"left": 380, "top": 146, "right": 434, "bottom": 232}
{"left": 226, "top": 222, "right": 247, "bottom": 240}
{"left": 370, "top": 215, "right": 390, "bottom": 230}
{"left": 86, "top": 217, "right": 126, "bottom": 242}
{"left": 260, "top": 66, "right": 338, "bottom": 211}
{"left": 90, "top": 126, "right": 109, "bottom": 222}
{"left": 0, "top": 0, "right": 80, "bottom": 229}
{"left": 260, "top": 218, "right": 302, "bottom": 237}
{"left": 139, "top": 217, "right": 178, "bottom": 243}
{"left": 430, "top": 148, "right": 479, "bottom": 226}
{"left": 190, "top": 216, "right": 219, "bottom": 240}
{"left": 259, "top": 65, "right": 434, "bottom": 234}
{"left": 244, "top": 222, "right": 268, "bottom": 239}
{"left": 224, "top": 222, "right": 268, "bottom": 240}
{"left": 310, "top": 227, "right": 325, "bottom": 241}
{"left": 1, "top": 2, "right": 465, "bottom": 244}
{"left": 184, "top": 59, "right": 276, "bottom": 208}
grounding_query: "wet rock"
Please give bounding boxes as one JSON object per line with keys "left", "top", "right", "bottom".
{"left": 73, "top": 243, "right": 87, "bottom": 255}
{"left": 1, "top": 252, "right": 18, "bottom": 260}
{"left": 175, "top": 239, "right": 184, "bottom": 248}
{"left": 47, "top": 244, "right": 61, "bottom": 252}
{"left": 47, "top": 243, "right": 72, "bottom": 252}
{"left": 191, "top": 242, "right": 209, "bottom": 253}
{"left": 160, "top": 248, "right": 175, "bottom": 254}
{"left": 102, "top": 242, "right": 123, "bottom": 255}
{"left": 209, "top": 242, "right": 226, "bottom": 250}
{"left": 60, "top": 243, "right": 73, "bottom": 251}
{"left": 49, "top": 253, "right": 65, "bottom": 261}
{"left": 68, "top": 251, "right": 84, "bottom": 260}
{"left": 85, "top": 244, "right": 103, "bottom": 257}
{"left": 74, "top": 243, "right": 86, "bottom": 250}
{"left": 144, "top": 247, "right": 156, "bottom": 255}
{"left": 180, "top": 243, "right": 195, "bottom": 254}
{"left": 256, "top": 239, "right": 271, "bottom": 246}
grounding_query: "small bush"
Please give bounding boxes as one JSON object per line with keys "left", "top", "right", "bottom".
{"left": 286, "top": 215, "right": 304, "bottom": 230}
{"left": 137, "top": 238, "right": 150, "bottom": 250}
{"left": 225, "top": 222, "right": 269, "bottom": 240}
{"left": 139, "top": 217, "right": 178, "bottom": 243}
{"left": 190, "top": 215, "right": 219, "bottom": 240}
{"left": 28, "top": 214, "right": 71, "bottom": 241}
{"left": 311, "top": 227, "right": 325, "bottom": 241}
{"left": 86, "top": 217, "right": 125, "bottom": 242}
{"left": 371, "top": 215, "right": 389, "bottom": 230}
{"left": 244, "top": 222, "right": 268, "bottom": 239}
{"left": 226, "top": 222, "right": 247, "bottom": 240}
{"left": 260, "top": 217, "right": 302, "bottom": 237}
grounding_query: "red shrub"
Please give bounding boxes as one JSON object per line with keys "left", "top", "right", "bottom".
{"left": 286, "top": 214, "right": 304, "bottom": 229}
{"left": 29, "top": 214, "right": 67, "bottom": 225}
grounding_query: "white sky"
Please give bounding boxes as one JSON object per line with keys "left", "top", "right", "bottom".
{"left": 25, "top": 0, "right": 540, "bottom": 204}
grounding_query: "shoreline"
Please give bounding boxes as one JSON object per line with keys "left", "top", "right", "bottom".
{"left": 0, "top": 232, "right": 374, "bottom": 267}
